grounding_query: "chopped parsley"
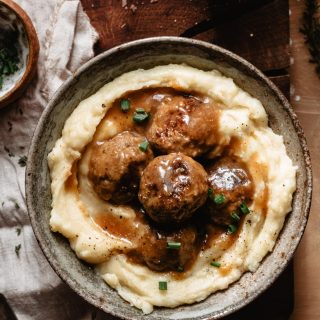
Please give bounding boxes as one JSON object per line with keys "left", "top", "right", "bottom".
{"left": 208, "top": 188, "right": 225, "bottom": 205}
{"left": 167, "top": 242, "right": 181, "bottom": 250}
{"left": 239, "top": 202, "right": 250, "bottom": 215}
{"left": 133, "top": 108, "right": 149, "bottom": 123}
{"left": 139, "top": 140, "right": 149, "bottom": 152}
{"left": 213, "top": 194, "right": 225, "bottom": 205}
{"left": 0, "top": 29, "right": 20, "bottom": 90}
{"left": 120, "top": 99, "right": 130, "bottom": 112}
{"left": 210, "top": 261, "right": 221, "bottom": 268}
{"left": 227, "top": 224, "right": 237, "bottom": 234}
{"left": 230, "top": 212, "right": 241, "bottom": 222}
{"left": 159, "top": 281, "right": 167, "bottom": 290}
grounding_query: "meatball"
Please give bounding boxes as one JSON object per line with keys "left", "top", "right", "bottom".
{"left": 89, "top": 131, "right": 154, "bottom": 203}
{"left": 134, "top": 225, "right": 199, "bottom": 272}
{"left": 138, "top": 153, "right": 208, "bottom": 224}
{"left": 146, "top": 93, "right": 218, "bottom": 157}
{"left": 206, "top": 156, "right": 254, "bottom": 226}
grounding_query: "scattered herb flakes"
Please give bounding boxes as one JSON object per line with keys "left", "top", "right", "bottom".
{"left": 227, "top": 224, "right": 237, "bottom": 234}
{"left": 139, "top": 140, "right": 149, "bottom": 152}
{"left": 300, "top": 0, "right": 320, "bottom": 77}
{"left": 0, "top": 30, "right": 20, "bottom": 90}
{"left": 210, "top": 261, "right": 221, "bottom": 268}
{"left": 15, "top": 244, "right": 21, "bottom": 258}
{"left": 159, "top": 281, "right": 167, "bottom": 291}
{"left": 213, "top": 194, "right": 225, "bottom": 205}
{"left": 16, "top": 228, "right": 21, "bottom": 236}
{"left": 4, "top": 146, "right": 14, "bottom": 157}
{"left": 208, "top": 188, "right": 225, "bottom": 205}
{"left": 133, "top": 108, "right": 149, "bottom": 123}
{"left": 18, "top": 155, "right": 27, "bottom": 167}
{"left": 167, "top": 242, "right": 181, "bottom": 250}
{"left": 230, "top": 212, "right": 241, "bottom": 222}
{"left": 239, "top": 202, "right": 250, "bottom": 215}
{"left": 120, "top": 99, "right": 131, "bottom": 112}
{"left": 14, "top": 201, "right": 20, "bottom": 210}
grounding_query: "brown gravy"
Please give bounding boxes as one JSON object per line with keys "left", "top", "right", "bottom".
{"left": 72, "top": 87, "right": 267, "bottom": 274}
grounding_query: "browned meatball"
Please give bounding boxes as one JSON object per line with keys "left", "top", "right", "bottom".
{"left": 89, "top": 131, "right": 154, "bottom": 203}
{"left": 131, "top": 224, "right": 199, "bottom": 272}
{"left": 146, "top": 93, "right": 218, "bottom": 157}
{"left": 138, "top": 153, "right": 208, "bottom": 224}
{"left": 206, "top": 156, "right": 254, "bottom": 226}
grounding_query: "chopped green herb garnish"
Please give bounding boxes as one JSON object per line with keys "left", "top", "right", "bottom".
{"left": 227, "top": 224, "right": 237, "bottom": 234}
{"left": 210, "top": 261, "right": 221, "bottom": 268}
{"left": 15, "top": 244, "right": 21, "bottom": 258}
{"left": 139, "top": 140, "right": 149, "bottom": 152}
{"left": 208, "top": 187, "right": 213, "bottom": 196}
{"left": 135, "top": 107, "right": 146, "bottom": 113}
{"left": 133, "top": 108, "right": 149, "bottom": 123}
{"left": 0, "top": 30, "right": 20, "bottom": 90}
{"left": 120, "top": 99, "right": 130, "bottom": 112}
{"left": 18, "top": 155, "right": 27, "bottom": 167}
{"left": 213, "top": 194, "right": 225, "bottom": 205}
{"left": 16, "top": 228, "right": 21, "bottom": 236}
{"left": 159, "top": 281, "right": 167, "bottom": 290}
{"left": 230, "top": 212, "right": 240, "bottom": 222}
{"left": 239, "top": 202, "right": 250, "bottom": 215}
{"left": 14, "top": 202, "right": 20, "bottom": 210}
{"left": 177, "top": 266, "right": 184, "bottom": 272}
{"left": 167, "top": 242, "right": 181, "bottom": 250}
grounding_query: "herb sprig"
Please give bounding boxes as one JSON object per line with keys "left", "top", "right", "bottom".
{"left": 300, "top": 0, "right": 320, "bottom": 77}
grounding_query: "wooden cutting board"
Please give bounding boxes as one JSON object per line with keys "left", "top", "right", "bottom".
{"left": 80, "top": 1, "right": 293, "bottom": 319}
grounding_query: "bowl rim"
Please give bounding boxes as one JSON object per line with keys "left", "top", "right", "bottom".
{"left": 0, "top": 0, "right": 39, "bottom": 108}
{"left": 26, "top": 36, "right": 313, "bottom": 319}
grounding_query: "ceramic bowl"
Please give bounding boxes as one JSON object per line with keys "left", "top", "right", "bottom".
{"left": 0, "top": 0, "right": 39, "bottom": 108}
{"left": 26, "top": 37, "right": 312, "bottom": 320}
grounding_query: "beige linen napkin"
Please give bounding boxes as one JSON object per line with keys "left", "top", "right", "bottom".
{"left": 0, "top": 1, "right": 106, "bottom": 319}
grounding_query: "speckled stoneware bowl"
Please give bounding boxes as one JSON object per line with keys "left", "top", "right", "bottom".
{"left": 26, "top": 37, "right": 312, "bottom": 320}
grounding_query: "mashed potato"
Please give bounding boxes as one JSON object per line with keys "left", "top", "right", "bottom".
{"left": 48, "top": 64, "right": 296, "bottom": 314}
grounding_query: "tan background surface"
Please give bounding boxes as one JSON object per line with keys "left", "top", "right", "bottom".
{"left": 290, "top": 0, "right": 320, "bottom": 319}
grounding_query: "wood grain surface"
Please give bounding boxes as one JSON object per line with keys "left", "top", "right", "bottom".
{"left": 79, "top": 0, "right": 320, "bottom": 319}
{"left": 289, "top": 0, "right": 320, "bottom": 319}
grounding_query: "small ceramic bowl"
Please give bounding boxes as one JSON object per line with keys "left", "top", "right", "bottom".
{"left": 26, "top": 37, "right": 312, "bottom": 320}
{"left": 0, "top": 0, "right": 39, "bottom": 108}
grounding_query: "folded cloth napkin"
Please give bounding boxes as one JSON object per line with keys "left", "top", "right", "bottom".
{"left": 0, "top": 1, "right": 106, "bottom": 319}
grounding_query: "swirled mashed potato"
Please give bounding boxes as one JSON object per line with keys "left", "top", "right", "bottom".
{"left": 48, "top": 64, "right": 296, "bottom": 314}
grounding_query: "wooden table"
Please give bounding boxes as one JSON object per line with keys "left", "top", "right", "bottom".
{"left": 80, "top": 0, "right": 320, "bottom": 318}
